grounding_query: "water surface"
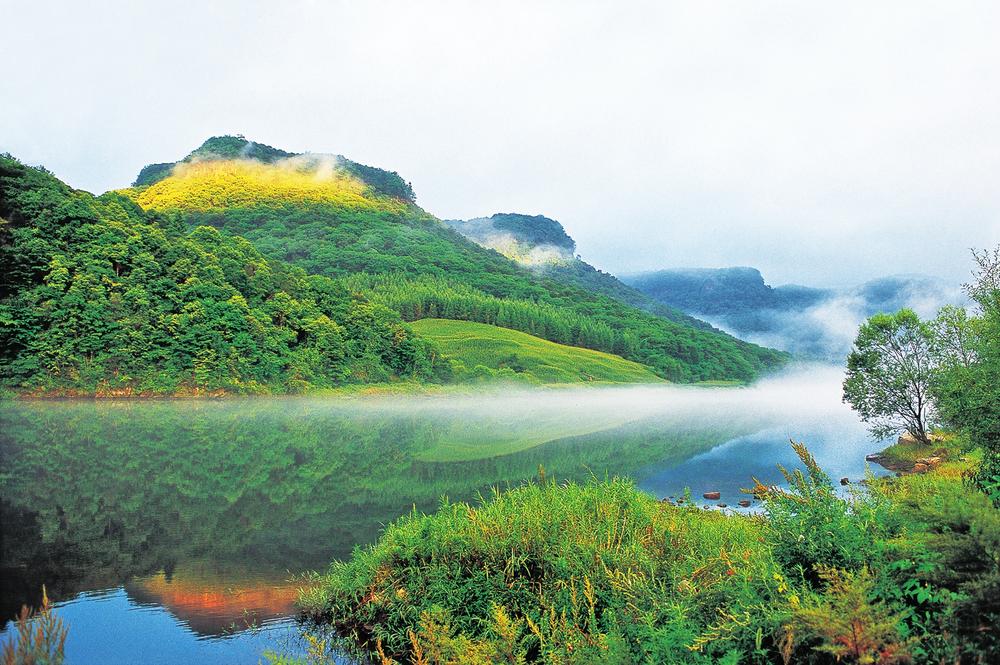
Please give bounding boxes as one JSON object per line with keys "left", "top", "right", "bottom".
{"left": 0, "top": 365, "right": 887, "bottom": 663}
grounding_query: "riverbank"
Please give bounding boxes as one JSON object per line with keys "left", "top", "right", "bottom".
{"left": 865, "top": 431, "right": 960, "bottom": 474}
{"left": 299, "top": 436, "right": 998, "bottom": 664}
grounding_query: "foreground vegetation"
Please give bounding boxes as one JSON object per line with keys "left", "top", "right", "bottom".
{"left": 300, "top": 441, "right": 998, "bottom": 664}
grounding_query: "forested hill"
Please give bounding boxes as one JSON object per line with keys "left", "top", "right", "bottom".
{"left": 125, "top": 136, "right": 787, "bottom": 382}
{"left": 0, "top": 155, "right": 442, "bottom": 395}
{"left": 446, "top": 212, "right": 720, "bottom": 331}
{"left": 0, "top": 137, "right": 787, "bottom": 394}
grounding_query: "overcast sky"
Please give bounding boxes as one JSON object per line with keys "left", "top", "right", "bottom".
{"left": 3, "top": 1, "right": 999, "bottom": 285}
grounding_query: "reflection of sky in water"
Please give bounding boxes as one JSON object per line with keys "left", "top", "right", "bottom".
{"left": 637, "top": 414, "right": 893, "bottom": 507}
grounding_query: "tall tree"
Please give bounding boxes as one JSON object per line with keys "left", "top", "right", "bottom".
{"left": 843, "top": 309, "right": 937, "bottom": 444}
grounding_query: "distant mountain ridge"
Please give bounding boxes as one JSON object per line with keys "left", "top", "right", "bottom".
{"left": 622, "top": 267, "right": 830, "bottom": 316}
{"left": 623, "top": 267, "right": 964, "bottom": 361}
{"left": 444, "top": 212, "right": 719, "bottom": 332}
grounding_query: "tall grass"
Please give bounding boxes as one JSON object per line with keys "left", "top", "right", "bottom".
{"left": 1, "top": 587, "right": 67, "bottom": 665}
{"left": 302, "top": 477, "right": 783, "bottom": 663}
{"left": 301, "top": 441, "right": 1000, "bottom": 664}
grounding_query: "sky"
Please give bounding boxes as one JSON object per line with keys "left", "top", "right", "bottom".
{"left": 2, "top": 0, "right": 999, "bottom": 286}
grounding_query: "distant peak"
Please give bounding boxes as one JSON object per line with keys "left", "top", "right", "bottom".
{"left": 185, "top": 136, "right": 297, "bottom": 164}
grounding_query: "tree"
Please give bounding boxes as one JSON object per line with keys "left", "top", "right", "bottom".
{"left": 932, "top": 247, "right": 1000, "bottom": 498}
{"left": 843, "top": 309, "right": 937, "bottom": 444}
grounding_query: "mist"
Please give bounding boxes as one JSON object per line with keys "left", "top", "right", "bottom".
{"left": 702, "top": 275, "right": 967, "bottom": 361}
{"left": 315, "top": 363, "right": 851, "bottom": 427}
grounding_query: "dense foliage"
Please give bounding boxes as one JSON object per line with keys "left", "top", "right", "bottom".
{"left": 931, "top": 248, "right": 1000, "bottom": 499}
{"left": 0, "top": 155, "right": 440, "bottom": 394}
{"left": 843, "top": 309, "right": 937, "bottom": 443}
{"left": 303, "top": 442, "right": 999, "bottom": 664}
{"left": 127, "top": 143, "right": 787, "bottom": 383}
{"left": 844, "top": 247, "right": 1000, "bottom": 499}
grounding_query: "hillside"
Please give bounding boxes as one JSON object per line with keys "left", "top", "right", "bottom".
{"left": 124, "top": 136, "right": 788, "bottom": 383}
{"left": 410, "top": 318, "right": 664, "bottom": 384}
{"left": 446, "top": 212, "right": 718, "bottom": 330}
{"left": 0, "top": 155, "right": 442, "bottom": 395}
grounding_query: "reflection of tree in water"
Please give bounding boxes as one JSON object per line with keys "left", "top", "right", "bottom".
{"left": 0, "top": 399, "right": 757, "bottom": 633}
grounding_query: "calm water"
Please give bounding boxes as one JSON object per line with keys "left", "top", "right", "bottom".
{"left": 0, "top": 365, "right": 888, "bottom": 664}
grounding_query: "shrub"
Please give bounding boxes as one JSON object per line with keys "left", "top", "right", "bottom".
{"left": 751, "top": 442, "right": 899, "bottom": 583}
{"left": 302, "top": 478, "right": 786, "bottom": 663}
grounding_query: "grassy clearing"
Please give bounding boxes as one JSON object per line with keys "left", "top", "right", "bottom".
{"left": 411, "top": 319, "right": 664, "bottom": 384}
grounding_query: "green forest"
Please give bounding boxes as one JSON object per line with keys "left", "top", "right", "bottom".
{"left": 0, "top": 137, "right": 787, "bottom": 394}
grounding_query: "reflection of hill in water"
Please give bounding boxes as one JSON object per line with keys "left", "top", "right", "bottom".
{"left": 0, "top": 395, "right": 766, "bottom": 624}
{"left": 124, "top": 563, "right": 297, "bottom": 637}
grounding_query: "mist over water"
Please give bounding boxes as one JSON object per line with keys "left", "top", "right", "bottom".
{"left": 0, "top": 365, "right": 884, "bottom": 663}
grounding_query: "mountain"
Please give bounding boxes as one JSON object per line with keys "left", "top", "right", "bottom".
{"left": 443, "top": 213, "right": 576, "bottom": 266}
{"left": 622, "top": 267, "right": 829, "bottom": 316}
{"left": 0, "top": 137, "right": 788, "bottom": 394}
{"left": 123, "top": 136, "right": 787, "bottom": 382}
{"left": 0, "top": 154, "right": 442, "bottom": 395}
{"left": 445, "top": 212, "right": 718, "bottom": 330}
{"left": 623, "top": 267, "right": 963, "bottom": 361}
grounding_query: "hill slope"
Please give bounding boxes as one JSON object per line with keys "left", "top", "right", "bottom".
{"left": 126, "top": 136, "right": 786, "bottom": 383}
{"left": 0, "top": 155, "right": 442, "bottom": 395}
{"left": 410, "top": 319, "right": 663, "bottom": 384}
{"left": 446, "top": 212, "right": 717, "bottom": 330}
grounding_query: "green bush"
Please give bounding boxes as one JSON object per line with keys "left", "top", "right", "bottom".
{"left": 752, "top": 442, "right": 900, "bottom": 583}
{"left": 302, "top": 477, "right": 787, "bottom": 663}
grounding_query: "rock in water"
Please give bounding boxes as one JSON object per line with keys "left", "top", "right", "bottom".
{"left": 703, "top": 491, "right": 721, "bottom": 500}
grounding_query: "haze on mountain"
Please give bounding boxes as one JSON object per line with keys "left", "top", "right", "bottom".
{"left": 3, "top": 2, "right": 1000, "bottom": 286}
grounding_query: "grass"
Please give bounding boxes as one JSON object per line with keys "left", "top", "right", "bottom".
{"left": 299, "top": 440, "right": 1000, "bottom": 664}
{"left": 300, "top": 476, "right": 780, "bottom": 664}
{"left": 410, "top": 319, "right": 665, "bottom": 385}
{"left": 874, "top": 431, "right": 960, "bottom": 472}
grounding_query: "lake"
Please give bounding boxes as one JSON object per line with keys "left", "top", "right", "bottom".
{"left": 0, "top": 365, "right": 889, "bottom": 664}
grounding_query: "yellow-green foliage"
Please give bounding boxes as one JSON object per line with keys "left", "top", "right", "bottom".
{"left": 410, "top": 318, "right": 663, "bottom": 384}
{"left": 131, "top": 159, "right": 409, "bottom": 214}
{"left": 302, "top": 477, "right": 783, "bottom": 664}
{"left": 299, "top": 438, "right": 1000, "bottom": 664}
